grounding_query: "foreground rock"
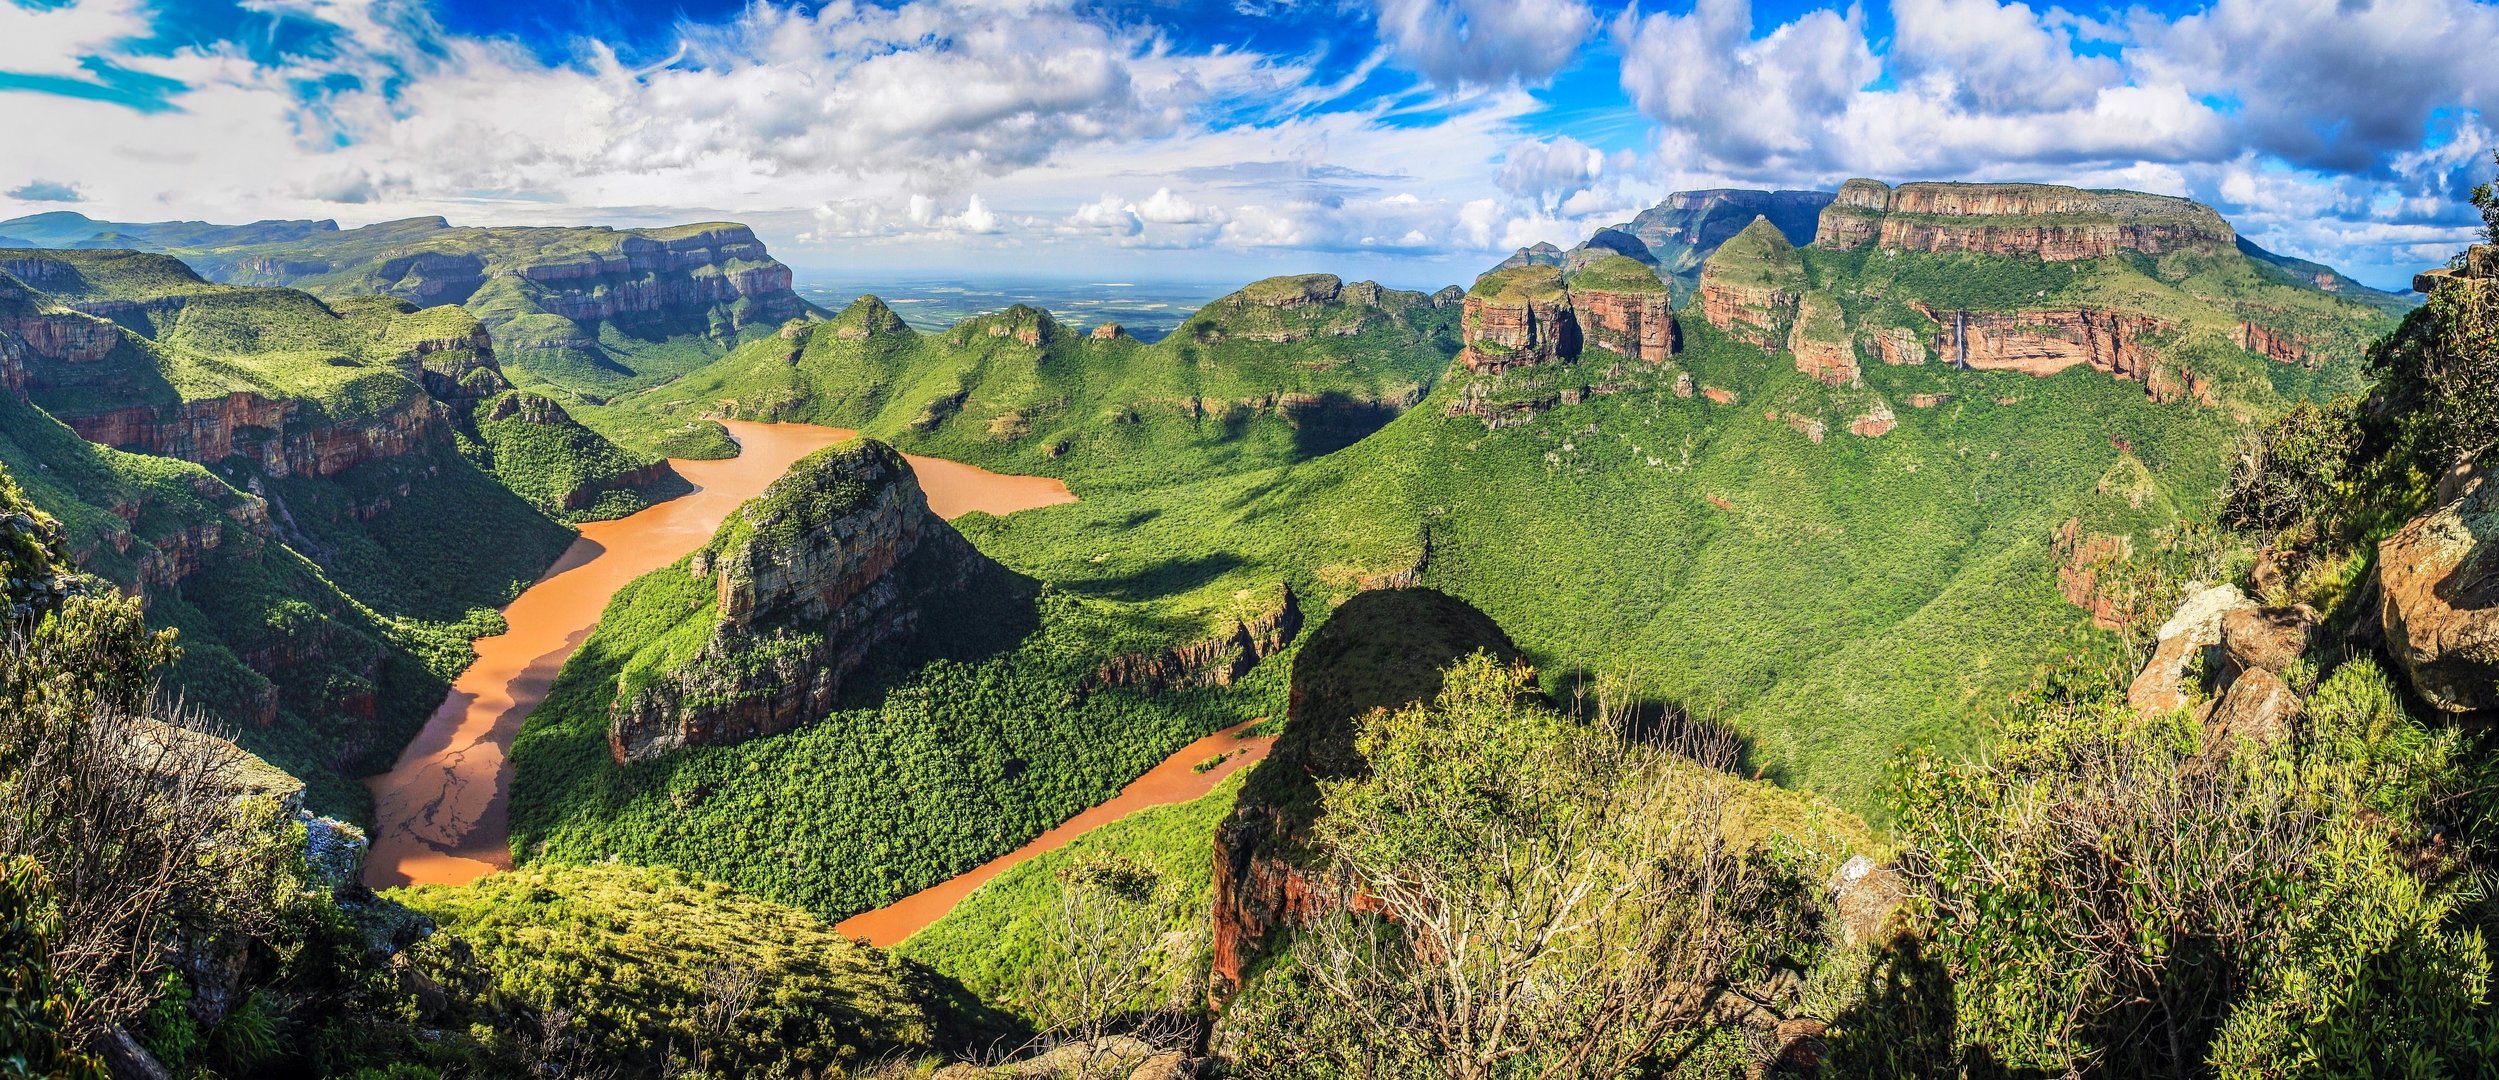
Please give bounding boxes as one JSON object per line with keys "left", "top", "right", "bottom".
{"left": 1208, "top": 587, "right": 1520, "bottom": 998}
{"left": 607, "top": 438, "right": 994, "bottom": 763}
{"left": 2379, "top": 463, "right": 2499, "bottom": 713}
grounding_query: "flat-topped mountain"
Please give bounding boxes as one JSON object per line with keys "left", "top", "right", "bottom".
{"left": 0, "top": 212, "right": 813, "bottom": 393}
{"left": 1816, "top": 178, "right": 2238, "bottom": 260}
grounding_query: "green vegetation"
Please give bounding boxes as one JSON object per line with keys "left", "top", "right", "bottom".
{"left": 1866, "top": 657, "right": 2499, "bottom": 1076}
{"left": 0, "top": 256, "right": 581, "bottom": 822}
{"left": 1223, "top": 655, "right": 1863, "bottom": 1078}
{"left": 592, "top": 277, "right": 1458, "bottom": 491}
{"left": 464, "top": 390, "right": 689, "bottom": 521}
{"left": 1562, "top": 252, "right": 1672, "bottom": 294}
{"left": 898, "top": 773, "right": 1246, "bottom": 1017}
{"left": 395, "top": 863, "right": 937, "bottom": 1077}
{"left": 1466, "top": 264, "right": 1569, "bottom": 304}
{"left": 508, "top": 541, "right": 1276, "bottom": 920}
{"left": 6, "top": 215, "right": 816, "bottom": 396}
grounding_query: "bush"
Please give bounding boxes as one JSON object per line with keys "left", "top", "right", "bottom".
{"left": 1890, "top": 658, "right": 2498, "bottom": 1076}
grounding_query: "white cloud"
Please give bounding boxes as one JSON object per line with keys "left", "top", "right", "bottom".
{"left": 1889, "top": 0, "right": 2119, "bottom": 113}
{"left": 1615, "top": 0, "right": 1880, "bottom": 171}
{"left": 1371, "top": 0, "right": 1595, "bottom": 88}
{"left": 1496, "top": 136, "right": 1605, "bottom": 212}
{"left": 0, "top": 0, "right": 149, "bottom": 83}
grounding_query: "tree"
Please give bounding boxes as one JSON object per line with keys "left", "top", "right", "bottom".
{"left": 1228, "top": 654, "right": 1822, "bottom": 1080}
{"left": 0, "top": 857, "right": 103, "bottom": 1079}
{"left": 0, "top": 593, "right": 300, "bottom": 1045}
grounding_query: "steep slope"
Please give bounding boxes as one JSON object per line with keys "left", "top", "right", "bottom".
{"left": 618, "top": 274, "right": 1460, "bottom": 490}
{"left": 0, "top": 213, "right": 812, "bottom": 394}
{"left": 0, "top": 249, "right": 611, "bottom": 821}
{"left": 937, "top": 181, "right": 2398, "bottom": 820}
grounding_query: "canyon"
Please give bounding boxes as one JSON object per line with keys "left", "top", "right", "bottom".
{"left": 362, "top": 420, "right": 1075, "bottom": 888}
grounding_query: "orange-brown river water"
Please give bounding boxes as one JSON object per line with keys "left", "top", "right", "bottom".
{"left": 360, "top": 421, "right": 1074, "bottom": 889}
{"left": 836, "top": 719, "right": 1277, "bottom": 947}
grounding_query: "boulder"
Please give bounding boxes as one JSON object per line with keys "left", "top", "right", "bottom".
{"left": 2220, "top": 605, "right": 2318, "bottom": 677}
{"left": 2208, "top": 667, "right": 2300, "bottom": 744}
{"left": 2378, "top": 466, "right": 2499, "bottom": 713}
{"left": 2128, "top": 583, "right": 2255, "bottom": 716}
{"left": 1827, "top": 855, "right": 1905, "bottom": 949}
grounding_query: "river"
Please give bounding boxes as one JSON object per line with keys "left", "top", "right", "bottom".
{"left": 360, "top": 420, "right": 1074, "bottom": 890}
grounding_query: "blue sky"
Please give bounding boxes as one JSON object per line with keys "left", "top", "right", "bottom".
{"left": 1, "top": 0, "right": 2495, "bottom": 291}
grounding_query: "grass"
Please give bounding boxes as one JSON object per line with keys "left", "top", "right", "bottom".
{"left": 465, "top": 391, "right": 688, "bottom": 521}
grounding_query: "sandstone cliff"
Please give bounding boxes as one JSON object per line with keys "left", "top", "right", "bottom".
{"left": 1695, "top": 217, "right": 1804, "bottom": 351}
{"left": 1208, "top": 588, "right": 1520, "bottom": 998}
{"left": 1083, "top": 583, "right": 1301, "bottom": 696}
{"left": 1459, "top": 265, "right": 1578, "bottom": 373}
{"left": 607, "top": 439, "right": 990, "bottom": 763}
{"left": 1816, "top": 179, "right": 2236, "bottom": 261}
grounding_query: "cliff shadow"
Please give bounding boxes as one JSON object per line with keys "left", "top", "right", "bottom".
{"left": 1547, "top": 667, "right": 1762, "bottom": 780}
{"left": 1283, "top": 391, "right": 1402, "bottom": 459}
{"left": 826, "top": 550, "right": 1044, "bottom": 714}
{"left": 1819, "top": 932, "right": 2051, "bottom": 1080}
{"left": 1065, "top": 551, "right": 1247, "bottom": 604}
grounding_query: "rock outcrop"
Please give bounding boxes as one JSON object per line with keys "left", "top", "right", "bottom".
{"left": 64, "top": 391, "right": 450, "bottom": 480}
{"left": 1914, "top": 303, "right": 2204, "bottom": 403}
{"left": 1696, "top": 217, "right": 1804, "bottom": 350}
{"left": 607, "top": 439, "right": 990, "bottom": 763}
{"left": 2378, "top": 463, "right": 2499, "bottom": 713}
{"left": 1459, "top": 265, "right": 1579, "bottom": 373}
{"left": 1816, "top": 179, "right": 2236, "bottom": 261}
{"left": 1455, "top": 257, "right": 1677, "bottom": 381}
{"left": 2126, "top": 583, "right": 2314, "bottom": 742}
{"left": 1193, "top": 274, "right": 1444, "bottom": 345}
{"left": 1208, "top": 588, "right": 1519, "bottom": 998}
{"left": 2128, "top": 583, "right": 2256, "bottom": 716}
{"left": 1083, "top": 584, "right": 1301, "bottom": 696}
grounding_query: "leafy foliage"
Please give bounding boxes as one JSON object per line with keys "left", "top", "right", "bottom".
{"left": 1889, "top": 658, "right": 2499, "bottom": 1076}
{"left": 395, "top": 863, "right": 937, "bottom": 1078}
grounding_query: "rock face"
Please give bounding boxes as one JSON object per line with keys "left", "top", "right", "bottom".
{"left": 2378, "top": 464, "right": 2499, "bottom": 713}
{"left": 1816, "top": 179, "right": 2236, "bottom": 261}
{"left": 1571, "top": 285, "right": 1679, "bottom": 362}
{"left": 64, "top": 391, "right": 450, "bottom": 480}
{"left": 1787, "top": 293, "right": 1859, "bottom": 386}
{"left": 1459, "top": 266, "right": 1579, "bottom": 373}
{"left": 1696, "top": 217, "right": 1804, "bottom": 350}
{"left": 1916, "top": 303, "right": 2204, "bottom": 403}
{"left": 607, "top": 439, "right": 988, "bottom": 763}
{"left": 2126, "top": 583, "right": 2315, "bottom": 742}
{"left": 1208, "top": 588, "right": 1520, "bottom": 999}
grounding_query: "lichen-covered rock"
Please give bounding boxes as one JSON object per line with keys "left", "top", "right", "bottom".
{"left": 2378, "top": 465, "right": 2499, "bottom": 713}
{"left": 1828, "top": 855, "right": 1905, "bottom": 948}
{"left": 2128, "top": 583, "right": 2256, "bottom": 716}
{"left": 2209, "top": 667, "right": 2299, "bottom": 744}
{"left": 608, "top": 439, "right": 991, "bottom": 763}
{"left": 2220, "top": 605, "right": 2319, "bottom": 677}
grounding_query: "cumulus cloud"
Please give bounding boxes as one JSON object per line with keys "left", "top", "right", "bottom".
{"left": 1615, "top": 0, "right": 1880, "bottom": 171}
{"left": 1496, "top": 136, "right": 1606, "bottom": 212}
{"left": 907, "top": 194, "right": 1004, "bottom": 234}
{"left": 1372, "top": 0, "right": 1595, "bottom": 88}
{"left": 1889, "top": 0, "right": 2119, "bottom": 113}
{"left": 6, "top": 180, "right": 84, "bottom": 203}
